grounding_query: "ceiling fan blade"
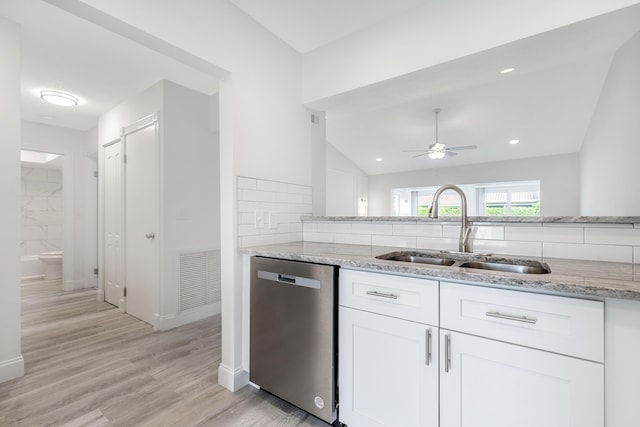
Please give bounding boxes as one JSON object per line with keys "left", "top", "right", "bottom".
{"left": 444, "top": 150, "right": 458, "bottom": 157}
{"left": 402, "top": 149, "right": 429, "bottom": 153}
{"left": 412, "top": 153, "right": 429, "bottom": 158}
{"left": 446, "top": 145, "right": 477, "bottom": 151}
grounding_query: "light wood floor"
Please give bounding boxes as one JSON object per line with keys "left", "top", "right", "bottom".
{"left": 0, "top": 278, "right": 327, "bottom": 427}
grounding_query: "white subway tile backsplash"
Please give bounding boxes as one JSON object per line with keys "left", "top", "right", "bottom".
{"left": 393, "top": 224, "right": 442, "bottom": 237}
{"left": 473, "top": 240, "right": 542, "bottom": 257}
{"left": 451, "top": 225, "right": 504, "bottom": 240}
{"left": 288, "top": 183, "right": 313, "bottom": 195}
{"left": 237, "top": 200, "right": 260, "bottom": 213}
{"left": 237, "top": 176, "right": 257, "bottom": 190}
{"left": 276, "top": 192, "right": 304, "bottom": 204}
{"left": 289, "top": 222, "right": 303, "bottom": 233}
{"left": 318, "top": 223, "right": 351, "bottom": 233}
{"left": 543, "top": 242, "right": 632, "bottom": 263}
{"left": 238, "top": 213, "right": 255, "bottom": 225}
{"left": 239, "top": 189, "right": 277, "bottom": 203}
{"left": 303, "top": 231, "right": 334, "bottom": 243}
{"left": 417, "top": 237, "right": 459, "bottom": 251}
{"left": 276, "top": 232, "right": 303, "bottom": 244}
{"left": 335, "top": 233, "right": 372, "bottom": 246}
{"left": 505, "top": 226, "right": 583, "bottom": 243}
{"left": 585, "top": 228, "right": 640, "bottom": 246}
{"left": 257, "top": 180, "right": 288, "bottom": 193}
{"left": 239, "top": 234, "right": 276, "bottom": 248}
{"left": 352, "top": 223, "right": 392, "bottom": 235}
{"left": 372, "top": 235, "right": 417, "bottom": 248}
{"left": 303, "top": 222, "right": 318, "bottom": 233}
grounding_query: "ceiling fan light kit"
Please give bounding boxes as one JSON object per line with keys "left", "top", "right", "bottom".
{"left": 403, "top": 108, "right": 478, "bottom": 160}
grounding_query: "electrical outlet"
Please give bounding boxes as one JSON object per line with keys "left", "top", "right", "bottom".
{"left": 254, "top": 210, "right": 265, "bottom": 229}
{"left": 268, "top": 210, "right": 278, "bottom": 229}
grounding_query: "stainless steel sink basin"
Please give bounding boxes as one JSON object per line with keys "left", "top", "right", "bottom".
{"left": 376, "top": 251, "right": 551, "bottom": 274}
{"left": 382, "top": 254, "right": 456, "bottom": 266}
{"left": 459, "top": 261, "right": 551, "bottom": 274}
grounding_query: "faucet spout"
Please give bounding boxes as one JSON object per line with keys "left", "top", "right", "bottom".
{"left": 428, "top": 184, "right": 471, "bottom": 252}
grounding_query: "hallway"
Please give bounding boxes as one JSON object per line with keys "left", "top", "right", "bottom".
{"left": 0, "top": 279, "right": 325, "bottom": 426}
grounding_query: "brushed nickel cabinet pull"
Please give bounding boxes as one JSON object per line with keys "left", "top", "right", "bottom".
{"left": 444, "top": 333, "right": 451, "bottom": 373}
{"left": 365, "top": 290, "right": 399, "bottom": 299}
{"left": 425, "top": 328, "right": 432, "bottom": 366}
{"left": 486, "top": 311, "right": 537, "bottom": 324}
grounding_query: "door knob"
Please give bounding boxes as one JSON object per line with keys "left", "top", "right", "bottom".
{"left": 145, "top": 232, "right": 155, "bottom": 240}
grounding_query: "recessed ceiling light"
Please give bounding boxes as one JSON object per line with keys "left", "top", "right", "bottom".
{"left": 375, "top": 157, "right": 383, "bottom": 162}
{"left": 500, "top": 67, "right": 515, "bottom": 74}
{"left": 39, "top": 90, "right": 78, "bottom": 107}
{"left": 509, "top": 139, "right": 520, "bottom": 145}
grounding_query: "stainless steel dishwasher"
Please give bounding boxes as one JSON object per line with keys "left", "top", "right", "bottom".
{"left": 250, "top": 256, "right": 338, "bottom": 424}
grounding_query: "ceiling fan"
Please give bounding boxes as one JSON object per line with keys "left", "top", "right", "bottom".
{"left": 404, "top": 108, "right": 477, "bottom": 159}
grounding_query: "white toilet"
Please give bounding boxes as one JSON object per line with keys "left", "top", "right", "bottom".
{"left": 38, "top": 251, "right": 63, "bottom": 280}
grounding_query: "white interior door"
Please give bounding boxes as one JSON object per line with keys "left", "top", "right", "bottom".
{"left": 124, "top": 117, "right": 158, "bottom": 326}
{"left": 104, "top": 141, "right": 122, "bottom": 307}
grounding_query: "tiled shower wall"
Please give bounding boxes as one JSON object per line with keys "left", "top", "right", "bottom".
{"left": 237, "top": 177, "right": 313, "bottom": 248}
{"left": 303, "top": 219, "right": 640, "bottom": 264}
{"left": 21, "top": 166, "right": 63, "bottom": 256}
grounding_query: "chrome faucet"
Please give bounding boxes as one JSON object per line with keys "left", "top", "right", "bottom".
{"left": 428, "top": 184, "right": 472, "bottom": 253}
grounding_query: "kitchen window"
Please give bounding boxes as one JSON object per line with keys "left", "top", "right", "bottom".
{"left": 391, "top": 180, "right": 540, "bottom": 217}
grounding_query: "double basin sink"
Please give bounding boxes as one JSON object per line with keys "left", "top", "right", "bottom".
{"left": 376, "top": 251, "right": 551, "bottom": 274}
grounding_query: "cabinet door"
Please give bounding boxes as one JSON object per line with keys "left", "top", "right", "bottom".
{"left": 440, "top": 330, "right": 604, "bottom": 427}
{"left": 339, "top": 307, "right": 438, "bottom": 427}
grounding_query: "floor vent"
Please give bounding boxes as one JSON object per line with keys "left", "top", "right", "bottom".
{"left": 179, "top": 249, "right": 221, "bottom": 312}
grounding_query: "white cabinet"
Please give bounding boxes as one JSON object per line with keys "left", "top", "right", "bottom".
{"left": 439, "top": 330, "right": 604, "bottom": 427}
{"left": 440, "top": 281, "right": 604, "bottom": 427}
{"left": 339, "top": 269, "right": 439, "bottom": 427}
{"left": 338, "top": 271, "right": 606, "bottom": 427}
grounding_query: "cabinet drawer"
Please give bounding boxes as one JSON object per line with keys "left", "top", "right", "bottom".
{"left": 339, "top": 269, "right": 438, "bottom": 325}
{"left": 441, "top": 281, "right": 604, "bottom": 362}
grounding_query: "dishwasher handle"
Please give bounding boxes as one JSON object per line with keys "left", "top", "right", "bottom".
{"left": 257, "top": 270, "right": 321, "bottom": 289}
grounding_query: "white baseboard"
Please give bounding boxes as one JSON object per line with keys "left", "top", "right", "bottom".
{"left": 157, "top": 302, "right": 221, "bottom": 331}
{"left": 20, "top": 274, "right": 45, "bottom": 281}
{"left": 0, "top": 355, "right": 24, "bottom": 384}
{"left": 218, "top": 363, "right": 249, "bottom": 392}
{"left": 96, "top": 288, "right": 105, "bottom": 302}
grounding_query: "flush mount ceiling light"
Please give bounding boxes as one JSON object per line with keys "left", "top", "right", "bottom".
{"left": 509, "top": 139, "right": 520, "bottom": 145}
{"left": 500, "top": 67, "right": 515, "bottom": 74}
{"left": 375, "top": 157, "right": 383, "bottom": 162}
{"left": 39, "top": 90, "right": 78, "bottom": 107}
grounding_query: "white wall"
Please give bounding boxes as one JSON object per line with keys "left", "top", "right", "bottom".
{"left": 302, "top": 0, "right": 640, "bottom": 103}
{"left": 326, "top": 142, "right": 369, "bottom": 216}
{"left": 22, "top": 121, "right": 98, "bottom": 291}
{"left": 310, "top": 111, "right": 326, "bottom": 216}
{"left": 0, "top": 16, "right": 23, "bottom": 383}
{"left": 580, "top": 32, "right": 640, "bottom": 215}
{"left": 368, "top": 153, "right": 580, "bottom": 217}
{"left": 161, "top": 80, "right": 220, "bottom": 326}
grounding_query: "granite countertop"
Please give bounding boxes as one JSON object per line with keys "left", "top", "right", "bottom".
{"left": 242, "top": 241, "right": 640, "bottom": 301}
{"left": 302, "top": 215, "right": 640, "bottom": 224}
